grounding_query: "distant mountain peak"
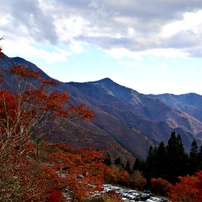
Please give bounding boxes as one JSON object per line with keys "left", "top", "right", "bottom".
{"left": 11, "top": 56, "right": 24, "bottom": 60}
{"left": 90, "top": 78, "right": 115, "bottom": 86}
{"left": 98, "top": 77, "right": 114, "bottom": 82}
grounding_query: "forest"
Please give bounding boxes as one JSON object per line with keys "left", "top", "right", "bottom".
{"left": 1, "top": 39, "right": 202, "bottom": 202}
{"left": 103, "top": 132, "right": 202, "bottom": 202}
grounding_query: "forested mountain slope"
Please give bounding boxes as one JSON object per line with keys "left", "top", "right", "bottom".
{"left": 1, "top": 54, "right": 202, "bottom": 160}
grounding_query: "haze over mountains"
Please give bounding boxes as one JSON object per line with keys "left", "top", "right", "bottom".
{"left": 1, "top": 54, "right": 202, "bottom": 161}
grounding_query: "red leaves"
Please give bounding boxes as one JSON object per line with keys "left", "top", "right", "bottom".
{"left": 8, "top": 65, "right": 94, "bottom": 122}
{"left": 169, "top": 171, "right": 202, "bottom": 202}
{"left": 47, "top": 189, "right": 62, "bottom": 202}
{"left": 151, "top": 177, "right": 170, "bottom": 195}
{"left": 0, "top": 54, "right": 101, "bottom": 201}
{"left": 9, "top": 65, "right": 41, "bottom": 79}
{"left": 41, "top": 145, "right": 105, "bottom": 200}
{"left": 67, "top": 104, "right": 95, "bottom": 121}
{"left": 40, "top": 79, "right": 58, "bottom": 87}
{"left": 46, "top": 92, "right": 70, "bottom": 112}
{"left": 0, "top": 153, "right": 50, "bottom": 201}
{"left": 0, "top": 65, "right": 95, "bottom": 148}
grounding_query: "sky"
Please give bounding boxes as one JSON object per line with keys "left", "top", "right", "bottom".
{"left": 1, "top": 0, "right": 202, "bottom": 95}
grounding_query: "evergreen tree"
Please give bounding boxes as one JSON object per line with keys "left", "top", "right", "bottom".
{"left": 125, "top": 160, "right": 132, "bottom": 174}
{"left": 197, "top": 145, "right": 202, "bottom": 170}
{"left": 189, "top": 140, "right": 198, "bottom": 174}
{"left": 133, "top": 158, "right": 140, "bottom": 171}
{"left": 153, "top": 141, "right": 167, "bottom": 178}
{"left": 114, "top": 157, "right": 124, "bottom": 170}
{"left": 133, "top": 158, "right": 146, "bottom": 172}
{"left": 165, "top": 132, "right": 189, "bottom": 183}
{"left": 104, "top": 153, "right": 112, "bottom": 166}
{"left": 144, "top": 146, "right": 158, "bottom": 186}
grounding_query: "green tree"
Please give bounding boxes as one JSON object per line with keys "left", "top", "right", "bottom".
{"left": 197, "top": 145, "right": 202, "bottom": 170}
{"left": 144, "top": 146, "right": 158, "bottom": 187}
{"left": 104, "top": 153, "right": 112, "bottom": 166}
{"left": 125, "top": 160, "right": 132, "bottom": 174}
{"left": 189, "top": 140, "right": 198, "bottom": 175}
{"left": 133, "top": 158, "right": 146, "bottom": 172}
{"left": 165, "top": 132, "right": 189, "bottom": 183}
{"left": 152, "top": 141, "right": 167, "bottom": 178}
{"left": 114, "top": 157, "right": 124, "bottom": 170}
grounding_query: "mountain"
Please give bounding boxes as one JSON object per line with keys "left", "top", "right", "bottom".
{"left": 149, "top": 93, "right": 202, "bottom": 138}
{"left": 68, "top": 78, "right": 202, "bottom": 151}
{"left": 1, "top": 54, "right": 202, "bottom": 162}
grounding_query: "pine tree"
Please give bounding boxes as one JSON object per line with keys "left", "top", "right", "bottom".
{"left": 197, "top": 145, "right": 202, "bottom": 170}
{"left": 114, "top": 157, "right": 124, "bottom": 170}
{"left": 125, "top": 160, "right": 132, "bottom": 174}
{"left": 144, "top": 146, "right": 158, "bottom": 186}
{"left": 153, "top": 141, "right": 167, "bottom": 178}
{"left": 104, "top": 153, "right": 112, "bottom": 166}
{"left": 189, "top": 140, "right": 198, "bottom": 174}
{"left": 133, "top": 158, "right": 140, "bottom": 171}
{"left": 165, "top": 132, "right": 189, "bottom": 183}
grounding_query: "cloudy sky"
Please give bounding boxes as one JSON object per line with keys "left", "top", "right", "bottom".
{"left": 1, "top": 0, "right": 202, "bottom": 95}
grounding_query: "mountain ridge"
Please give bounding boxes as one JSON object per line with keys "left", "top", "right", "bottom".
{"left": 1, "top": 54, "right": 202, "bottom": 161}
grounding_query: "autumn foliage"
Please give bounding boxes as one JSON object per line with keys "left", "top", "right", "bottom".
{"left": 41, "top": 144, "right": 105, "bottom": 200}
{"left": 151, "top": 177, "right": 170, "bottom": 196}
{"left": 169, "top": 171, "right": 202, "bottom": 202}
{"left": 132, "top": 170, "right": 147, "bottom": 190}
{"left": 0, "top": 48, "right": 105, "bottom": 201}
{"left": 103, "top": 190, "right": 122, "bottom": 202}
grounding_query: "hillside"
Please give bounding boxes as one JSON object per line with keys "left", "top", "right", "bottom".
{"left": 1, "top": 54, "right": 202, "bottom": 161}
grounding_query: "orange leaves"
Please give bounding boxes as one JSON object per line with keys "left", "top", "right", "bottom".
{"left": 9, "top": 65, "right": 94, "bottom": 123}
{"left": 0, "top": 65, "right": 95, "bottom": 147}
{"left": 67, "top": 104, "right": 95, "bottom": 121}
{"left": 0, "top": 90, "right": 18, "bottom": 134}
{"left": 0, "top": 153, "right": 50, "bottom": 201}
{"left": 169, "top": 171, "right": 202, "bottom": 202}
{"left": 0, "top": 53, "right": 100, "bottom": 201}
{"left": 40, "top": 78, "right": 58, "bottom": 86}
{"left": 40, "top": 145, "right": 105, "bottom": 200}
{"left": 151, "top": 177, "right": 170, "bottom": 195}
{"left": 120, "top": 170, "right": 132, "bottom": 186}
{"left": 9, "top": 65, "right": 41, "bottom": 79}
{"left": 104, "top": 166, "right": 121, "bottom": 184}
{"left": 46, "top": 92, "right": 70, "bottom": 112}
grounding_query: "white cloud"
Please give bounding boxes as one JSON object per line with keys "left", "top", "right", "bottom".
{"left": 2, "top": 39, "right": 71, "bottom": 64}
{"left": 1, "top": 0, "right": 202, "bottom": 61}
{"left": 161, "top": 10, "right": 202, "bottom": 37}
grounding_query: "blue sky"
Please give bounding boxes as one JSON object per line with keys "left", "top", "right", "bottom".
{"left": 1, "top": 0, "right": 202, "bottom": 95}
